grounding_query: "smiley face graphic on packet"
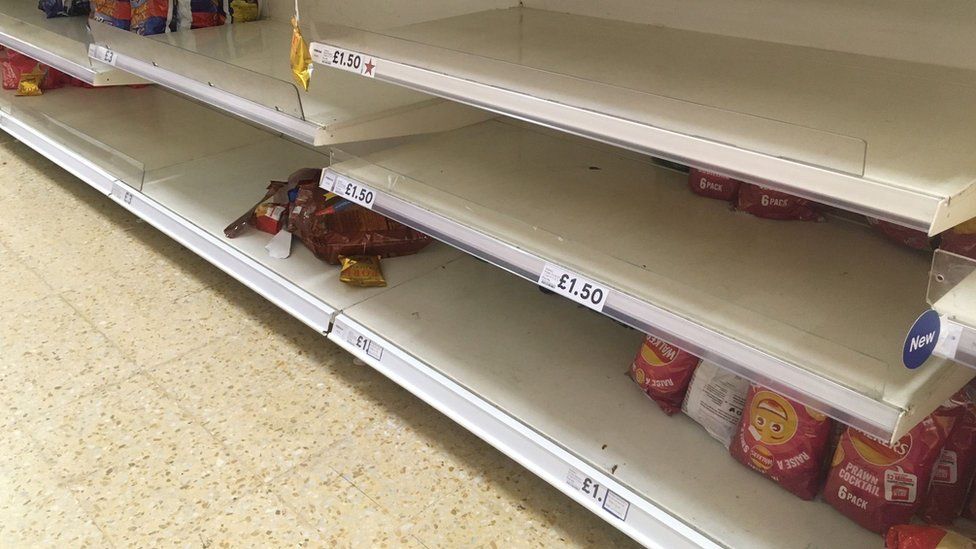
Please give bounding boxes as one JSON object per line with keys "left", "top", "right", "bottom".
{"left": 747, "top": 391, "right": 798, "bottom": 446}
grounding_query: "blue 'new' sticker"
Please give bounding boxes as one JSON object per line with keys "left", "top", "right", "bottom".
{"left": 903, "top": 310, "right": 941, "bottom": 369}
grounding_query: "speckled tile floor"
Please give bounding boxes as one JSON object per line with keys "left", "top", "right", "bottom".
{"left": 0, "top": 138, "right": 639, "bottom": 548}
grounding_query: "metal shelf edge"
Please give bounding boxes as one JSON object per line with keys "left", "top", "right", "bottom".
{"left": 328, "top": 314, "right": 718, "bottom": 549}
{"left": 89, "top": 45, "right": 321, "bottom": 144}
{"left": 0, "top": 29, "right": 97, "bottom": 84}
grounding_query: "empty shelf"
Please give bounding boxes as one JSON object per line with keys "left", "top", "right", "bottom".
{"left": 0, "top": 0, "right": 143, "bottom": 85}
{"left": 327, "top": 119, "right": 975, "bottom": 443}
{"left": 332, "top": 254, "right": 880, "bottom": 548}
{"left": 88, "top": 19, "right": 491, "bottom": 145}
{"left": 309, "top": 6, "right": 976, "bottom": 234}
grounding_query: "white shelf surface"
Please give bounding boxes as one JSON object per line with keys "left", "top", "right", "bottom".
{"left": 0, "top": 84, "right": 462, "bottom": 330}
{"left": 328, "top": 119, "right": 976, "bottom": 443}
{"left": 0, "top": 0, "right": 143, "bottom": 85}
{"left": 331, "top": 255, "right": 880, "bottom": 549}
{"left": 309, "top": 6, "right": 976, "bottom": 234}
{"left": 88, "top": 19, "right": 491, "bottom": 145}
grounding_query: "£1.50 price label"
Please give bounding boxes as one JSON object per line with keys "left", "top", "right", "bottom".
{"left": 347, "top": 330, "right": 384, "bottom": 361}
{"left": 321, "top": 170, "right": 377, "bottom": 210}
{"left": 538, "top": 263, "right": 609, "bottom": 312}
{"left": 566, "top": 468, "right": 630, "bottom": 521}
{"left": 309, "top": 44, "right": 376, "bottom": 78}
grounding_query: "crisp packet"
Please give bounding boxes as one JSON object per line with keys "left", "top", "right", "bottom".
{"left": 290, "top": 16, "right": 312, "bottom": 91}
{"left": 339, "top": 255, "right": 386, "bottom": 287}
{"left": 16, "top": 68, "right": 44, "bottom": 96}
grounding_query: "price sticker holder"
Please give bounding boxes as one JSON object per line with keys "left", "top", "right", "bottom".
{"left": 309, "top": 44, "right": 377, "bottom": 78}
{"left": 538, "top": 263, "right": 610, "bottom": 312}
{"left": 566, "top": 467, "right": 631, "bottom": 521}
{"left": 320, "top": 169, "right": 377, "bottom": 210}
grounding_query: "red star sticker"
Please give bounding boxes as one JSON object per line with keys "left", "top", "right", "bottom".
{"left": 364, "top": 59, "right": 375, "bottom": 76}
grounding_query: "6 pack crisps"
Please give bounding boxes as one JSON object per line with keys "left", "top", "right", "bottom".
{"left": 919, "top": 387, "right": 976, "bottom": 525}
{"left": 885, "top": 525, "right": 975, "bottom": 549}
{"left": 729, "top": 386, "right": 833, "bottom": 500}
{"left": 688, "top": 168, "right": 741, "bottom": 202}
{"left": 824, "top": 406, "right": 960, "bottom": 534}
{"left": 681, "top": 360, "right": 750, "bottom": 447}
{"left": 736, "top": 183, "right": 823, "bottom": 221}
{"left": 629, "top": 335, "right": 700, "bottom": 415}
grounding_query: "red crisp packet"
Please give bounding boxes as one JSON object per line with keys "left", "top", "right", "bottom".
{"left": 736, "top": 183, "right": 823, "bottom": 221}
{"left": 885, "top": 525, "right": 975, "bottom": 549}
{"left": 824, "top": 405, "right": 961, "bottom": 533}
{"left": 729, "top": 386, "right": 832, "bottom": 500}
{"left": 868, "top": 218, "right": 934, "bottom": 251}
{"left": 688, "top": 168, "right": 741, "bottom": 201}
{"left": 920, "top": 387, "right": 976, "bottom": 524}
{"left": 629, "top": 335, "right": 700, "bottom": 415}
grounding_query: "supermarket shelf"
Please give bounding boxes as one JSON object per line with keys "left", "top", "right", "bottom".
{"left": 330, "top": 255, "right": 880, "bottom": 549}
{"left": 0, "top": 0, "right": 144, "bottom": 85}
{"left": 0, "top": 84, "right": 462, "bottom": 332}
{"left": 309, "top": 6, "right": 976, "bottom": 234}
{"left": 326, "top": 119, "right": 976, "bottom": 443}
{"left": 931, "top": 251, "right": 976, "bottom": 370}
{"left": 88, "top": 19, "right": 491, "bottom": 145}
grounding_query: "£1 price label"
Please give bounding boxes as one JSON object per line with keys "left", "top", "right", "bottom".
{"left": 309, "top": 44, "right": 376, "bottom": 78}
{"left": 565, "top": 468, "right": 630, "bottom": 521}
{"left": 331, "top": 174, "right": 377, "bottom": 209}
{"left": 347, "top": 330, "right": 383, "bottom": 361}
{"left": 538, "top": 263, "right": 609, "bottom": 312}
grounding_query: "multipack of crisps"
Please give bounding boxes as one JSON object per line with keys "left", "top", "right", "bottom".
{"left": 629, "top": 335, "right": 700, "bottom": 415}
{"left": 729, "top": 386, "right": 833, "bottom": 500}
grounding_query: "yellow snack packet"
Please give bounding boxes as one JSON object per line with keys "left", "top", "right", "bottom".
{"left": 230, "top": 0, "right": 259, "bottom": 23}
{"left": 339, "top": 255, "right": 387, "bottom": 287}
{"left": 290, "top": 16, "right": 312, "bottom": 91}
{"left": 16, "top": 67, "right": 44, "bottom": 97}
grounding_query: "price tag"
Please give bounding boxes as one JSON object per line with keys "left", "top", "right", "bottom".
{"left": 565, "top": 468, "right": 630, "bottom": 521}
{"left": 347, "top": 330, "right": 383, "bottom": 361}
{"left": 327, "top": 172, "right": 376, "bottom": 210}
{"left": 89, "top": 44, "right": 117, "bottom": 66}
{"left": 309, "top": 44, "right": 376, "bottom": 78}
{"left": 538, "top": 263, "right": 609, "bottom": 312}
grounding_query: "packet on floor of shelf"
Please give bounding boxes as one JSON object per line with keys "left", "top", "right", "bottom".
{"left": 919, "top": 385, "right": 976, "bottom": 525}
{"left": 130, "top": 0, "right": 172, "bottom": 35}
{"left": 223, "top": 180, "right": 291, "bottom": 238}
{"left": 629, "top": 335, "right": 700, "bottom": 415}
{"left": 228, "top": 0, "right": 259, "bottom": 22}
{"left": 823, "top": 401, "right": 963, "bottom": 534}
{"left": 681, "top": 360, "right": 750, "bottom": 447}
{"left": 287, "top": 172, "right": 432, "bottom": 265}
{"left": 173, "top": 0, "right": 228, "bottom": 30}
{"left": 941, "top": 218, "right": 976, "bottom": 261}
{"left": 38, "top": 0, "right": 91, "bottom": 17}
{"left": 729, "top": 386, "right": 833, "bottom": 500}
{"left": 2, "top": 51, "right": 66, "bottom": 92}
{"left": 885, "top": 525, "right": 975, "bottom": 549}
{"left": 688, "top": 168, "right": 741, "bottom": 202}
{"left": 339, "top": 255, "right": 386, "bottom": 287}
{"left": 736, "top": 183, "right": 823, "bottom": 221}
{"left": 91, "top": 0, "right": 132, "bottom": 30}
{"left": 868, "top": 218, "right": 935, "bottom": 252}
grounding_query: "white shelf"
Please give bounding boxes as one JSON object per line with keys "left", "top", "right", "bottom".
{"left": 0, "top": 84, "right": 462, "bottom": 331}
{"left": 309, "top": 6, "right": 976, "bottom": 234}
{"left": 0, "top": 0, "right": 143, "bottom": 85}
{"left": 327, "top": 119, "right": 975, "bottom": 443}
{"left": 88, "top": 19, "right": 491, "bottom": 145}
{"left": 330, "top": 255, "right": 880, "bottom": 549}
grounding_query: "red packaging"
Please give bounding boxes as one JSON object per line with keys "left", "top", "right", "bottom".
{"left": 629, "top": 336, "right": 700, "bottom": 415}
{"left": 885, "top": 525, "right": 974, "bottom": 549}
{"left": 286, "top": 170, "right": 431, "bottom": 264}
{"left": 868, "top": 218, "right": 934, "bottom": 252}
{"left": 1, "top": 50, "right": 66, "bottom": 91}
{"left": 920, "top": 387, "right": 976, "bottom": 524}
{"left": 824, "top": 407, "right": 960, "bottom": 534}
{"left": 941, "top": 218, "right": 976, "bottom": 261}
{"left": 736, "top": 183, "right": 822, "bottom": 221}
{"left": 688, "top": 168, "right": 741, "bottom": 202}
{"left": 729, "top": 386, "right": 832, "bottom": 499}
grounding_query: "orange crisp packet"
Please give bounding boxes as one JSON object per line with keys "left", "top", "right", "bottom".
{"left": 339, "top": 255, "right": 386, "bottom": 287}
